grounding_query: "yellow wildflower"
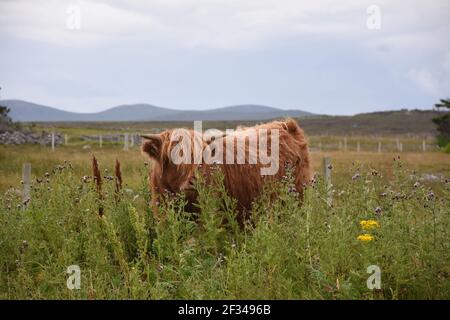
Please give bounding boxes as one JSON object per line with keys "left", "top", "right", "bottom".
{"left": 357, "top": 234, "right": 374, "bottom": 242}
{"left": 360, "top": 220, "right": 380, "bottom": 230}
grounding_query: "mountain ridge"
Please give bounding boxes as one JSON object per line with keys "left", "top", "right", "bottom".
{"left": 1, "top": 99, "right": 314, "bottom": 122}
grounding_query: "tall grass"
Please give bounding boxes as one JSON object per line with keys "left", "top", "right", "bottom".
{"left": 0, "top": 156, "right": 449, "bottom": 299}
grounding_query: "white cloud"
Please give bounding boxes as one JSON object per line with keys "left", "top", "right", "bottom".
{"left": 408, "top": 68, "right": 440, "bottom": 96}
{"left": 0, "top": 0, "right": 162, "bottom": 47}
{"left": 1, "top": 0, "right": 449, "bottom": 52}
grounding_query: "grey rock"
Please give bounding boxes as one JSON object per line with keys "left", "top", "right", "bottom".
{"left": 419, "top": 174, "right": 440, "bottom": 182}
{"left": 0, "top": 130, "right": 63, "bottom": 145}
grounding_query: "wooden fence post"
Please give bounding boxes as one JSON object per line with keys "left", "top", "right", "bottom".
{"left": 51, "top": 132, "right": 55, "bottom": 152}
{"left": 130, "top": 134, "right": 135, "bottom": 148}
{"left": 22, "top": 163, "right": 31, "bottom": 204}
{"left": 357, "top": 141, "right": 360, "bottom": 153}
{"left": 124, "top": 133, "right": 129, "bottom": 151}
{"left": 65, "top": 134, "right": 68, "bottom": 145}
{"left": 422, "top": 139, "right": 426, "bottom": 152}
{"left": 323, "top": 157, "right": 332, "bottom": 207}
{"left": 318, "top": 141, "right": 322, "bottom": 151}
{"left": 378, "top": 141, "right": 382, "bottom": 153}
{"left": 99, "top": 135, "right": 103, "bottom": 148}
{"left": 344, "top": 137, "right": 347, "bottom": 152}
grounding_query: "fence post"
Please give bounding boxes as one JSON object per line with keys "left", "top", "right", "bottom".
{"left": 22, "top": 163, "right": 31, "bottom": 204}
{"left": 357, "top": 141, "right": 360, "bottom": 153}
{"left": 318, "top": 141, "right": 322, "bottom": 151}
{"left": 99, "top": 135, "right": 103, "bottom": 148}
{"left": 65, "top": 134, "right": 68, "bottom": 145}
{"left": 130, "top": 134, "right": 135, "bottom": 148}
{"left": 323, "top": 157, "right": 332, "bottom": 207}
{"left": 344, "top": 137, "right": 347, "bottom": 152}
{"left": 422, "top": 139, "right": 426, "bottom": 152}
{"left": 51, "top": 132, "right": 55, "bottom": 152}
{"left": 124, "top": 133, "right": 129, "bottom": 151}
{"left": 378, "top": 141, "right": 382, "bottom": 153}
{"left": 399, "top": 142, "right": 403, "bottom": 152}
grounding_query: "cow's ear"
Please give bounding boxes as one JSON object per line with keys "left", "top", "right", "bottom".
{"left": 141, "top": 134, "right": 163, "bottom": 159}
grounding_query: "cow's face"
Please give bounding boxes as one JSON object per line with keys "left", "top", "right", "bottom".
{"left": 141, "top": 131, "right": 198, "bottom": 194}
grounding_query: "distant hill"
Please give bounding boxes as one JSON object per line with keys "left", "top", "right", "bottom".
{"left": 1, "top": 100, "right": 314, "bottom": 122}
{"left": 298, "top": 109, "right": 442, "bottom": 136}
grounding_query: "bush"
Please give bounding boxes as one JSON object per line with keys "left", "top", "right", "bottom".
{"left": 433, "top": 99, "right": 450, "bottom": 149}
{"left": 443, "top": 142, "right": 450, "bottom": 154}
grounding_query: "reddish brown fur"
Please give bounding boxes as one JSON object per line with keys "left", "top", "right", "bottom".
{"left": 92, "top": 155, "right": 104, "bottom": 217}
{"left": 115, "top": 159, "right": 123, "bottom": 193}
{"left": 141, "top": 118, "right": 312, "bottom": 223}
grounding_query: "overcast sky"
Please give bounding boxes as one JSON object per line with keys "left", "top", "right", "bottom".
{"left": 0, "top": 0, "right": 449, "bottom": 114}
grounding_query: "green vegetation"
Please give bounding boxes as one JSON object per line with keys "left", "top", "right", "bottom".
{"left": 0, "top": 105, "right": 12, "bottom": 132}
{"left": 433, "top": 99, "right": 450, "bottom": 152}
{"left": 0, "top": 146, "right": 449, "bottom": 299}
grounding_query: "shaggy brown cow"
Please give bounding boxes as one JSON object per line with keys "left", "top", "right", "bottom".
{"left": 141, "top": 118, "right": 311, "bottom": 224}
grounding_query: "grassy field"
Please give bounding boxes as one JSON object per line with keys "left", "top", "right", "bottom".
{"left": 1, "top": 143, "right": 448, "bottom": 192}
{"left": 0, "top": 141, "right": 449, "bottom": 299}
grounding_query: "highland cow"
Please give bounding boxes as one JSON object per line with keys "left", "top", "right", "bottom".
{"left": 141, "top": 118, "right": 312, "bottom": 224}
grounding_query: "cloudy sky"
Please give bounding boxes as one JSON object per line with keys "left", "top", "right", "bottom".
{"left": 0, "top": 0, "right": 449, "bottom": 114}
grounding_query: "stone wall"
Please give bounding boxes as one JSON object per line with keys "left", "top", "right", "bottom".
{"left": 0, "top": 131, "right": 63, "bottom": 145}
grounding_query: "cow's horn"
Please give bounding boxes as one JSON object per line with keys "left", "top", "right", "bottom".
{"left": 140, "top": 134, "right": 159, "bottom": 140}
